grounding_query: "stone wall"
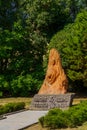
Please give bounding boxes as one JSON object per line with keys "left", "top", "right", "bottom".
{"left": 30, "top": 93, "right": 75, "bottom": 110}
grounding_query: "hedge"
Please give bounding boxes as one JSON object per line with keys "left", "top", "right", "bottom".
{"left": 0, "top": 102, "right": 25, "bottom": 115}
{"left": 39, "top": 101, "right": 87, "bottom": 129}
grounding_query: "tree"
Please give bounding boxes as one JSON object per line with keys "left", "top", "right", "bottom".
{"left": 69, "top": 0, "right": 87, "bottom": 20}
{"left": 0, "top": 0, "right": 87, "bottom": 96}
{"left": 47, "top": 10, "right": 87, "bottom": 90}
{"left": 23, "top": 0, "right": 71, "bottom": 68}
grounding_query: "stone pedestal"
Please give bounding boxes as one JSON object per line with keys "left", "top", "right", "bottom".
{"left": 30, "top": 93, "right": 75, "bottom": 110}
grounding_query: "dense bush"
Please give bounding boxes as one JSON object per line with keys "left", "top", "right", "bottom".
{"left": 39, "top": 101, "right": 87, "bottom": 129}
{"left": 11, "top": 74, "right": 43, "bottom": 97}
{"left": 67, "top": 102, "right": 87, "bottom": 127}
{"left": 0, "top": 73, "right": 43, "bottom": 97}
{"left": 42, "top": 109, "right": 68, "bottom": 128}
{"left": 0, "top": 102, "right": 25, "bottom": 115}
{"left": 0, "top": 23, "right": 44, "bottom": 97}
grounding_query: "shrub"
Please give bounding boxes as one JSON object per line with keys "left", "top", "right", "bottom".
{"left": 39, "top": 116, "right": 45, "bottom": 127}
{"left": 0, "top": 91, "right": 3, "bottom": 97}
{"left": 68, "top": 105, "right": 87, "bottom": 127}
{"left": 11, "top": 74, "right": 42, "bottom": 97}
{"left": 0, "top": 106, "right": 5, "bottom": 115}
{"left": 39, "top": 108, "right": 68, "bottom": 129}
{"left": 44, "top": 114, "right": 68, "bottom": 129}
{"left": 39, "top": 101, "right": 87, "bottom": 129}
{"left": 0, "top": 102, "right": 25, "bottom": 115}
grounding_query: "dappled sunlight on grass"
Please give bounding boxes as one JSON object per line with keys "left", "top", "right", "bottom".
{"left": 73, "top": 98, "right": 87, "bottom": 105}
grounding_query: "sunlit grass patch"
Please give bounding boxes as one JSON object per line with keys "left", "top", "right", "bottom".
{"left": 0, "top": 97, "right": 32, "bottom": 109}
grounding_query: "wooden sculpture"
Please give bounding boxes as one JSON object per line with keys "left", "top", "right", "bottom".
{"left": 38, "top": 48, "right": 68, "bottom": 94}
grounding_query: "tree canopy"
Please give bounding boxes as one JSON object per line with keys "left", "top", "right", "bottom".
{"left": 0, "top": 0, "right": 87, "bottom": 96}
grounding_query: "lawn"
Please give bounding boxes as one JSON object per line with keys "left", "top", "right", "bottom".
{"left": 0, "top": 97, "right": 32, "bottom": 109}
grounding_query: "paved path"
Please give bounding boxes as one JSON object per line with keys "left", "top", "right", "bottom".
{"left": 0, "top": 110, "right": 48, "bottom": 130}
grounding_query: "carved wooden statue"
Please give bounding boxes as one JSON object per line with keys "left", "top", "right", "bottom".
{"left": 38, "top": 48, "right": 68, "bottom": 94}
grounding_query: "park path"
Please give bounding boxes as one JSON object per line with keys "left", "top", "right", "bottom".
{"left": 0, "top": 110, "right": 47, "bottom": 130}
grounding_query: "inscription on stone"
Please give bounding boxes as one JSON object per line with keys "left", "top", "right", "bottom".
{"left": 30, "top": 93, "right": 75, "bottom": 110}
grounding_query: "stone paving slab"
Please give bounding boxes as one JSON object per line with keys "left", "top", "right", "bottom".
{"left": 0, "top": 110, "right": 48, "bottom": 130}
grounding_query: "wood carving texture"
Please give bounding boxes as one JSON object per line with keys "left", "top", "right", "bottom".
{"left": 38, "top": 48, "right": 68, "bottom": 95}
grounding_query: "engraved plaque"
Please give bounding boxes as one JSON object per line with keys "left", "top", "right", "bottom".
{"left": 30, "top": 93, "right": 75, "bottom": 110}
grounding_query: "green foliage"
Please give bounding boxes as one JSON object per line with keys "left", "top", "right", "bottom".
{"left": 25, "top": 0, "right": 71, "bottom": 37}
{"left": 43, "top": 109, "right": 68, "bottom": 128}
{"left": 23, "top": 0, "right": 72, "bottom": 76}
{"left": 0, "top": 21, "right": 43, "bottom": 96}
{"left": 11, "top": 74, "right": 42, "bottom": 96}
{"left": 66, "top": 101, "right": 87, "bottom": 127}
{"left": 0, "top": 75, "right": 9, "bottom": 97}
{"left": 69, "top": 0, "right": 87, "bottom": 20}
{"left": 0, "top": 0, "right": 87, "bottom": 96}
{"left": 0, "top": 0, "right": 71, "bottom": 97}
{"left": 0, "top": 102, "right": 25, "bottom": 115}
{"left": 39, "top": 101, "right": 87, "bottom": 129}
{"left": 0, "top": 92, "right": 3, "bottom": 97}
{"left": 47, "top": 10, "right": 87, "bottom": 89}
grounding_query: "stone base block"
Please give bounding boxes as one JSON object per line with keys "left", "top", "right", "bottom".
{"left": 30, "top": 93, "right": 75, "bottom": 110}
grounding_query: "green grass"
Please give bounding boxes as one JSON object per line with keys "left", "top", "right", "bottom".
{"left": 73, "top": 98, "right": 87, "bottom": 105}
{"left": 0, "top": 97, "right": 32, "bottom": 109}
